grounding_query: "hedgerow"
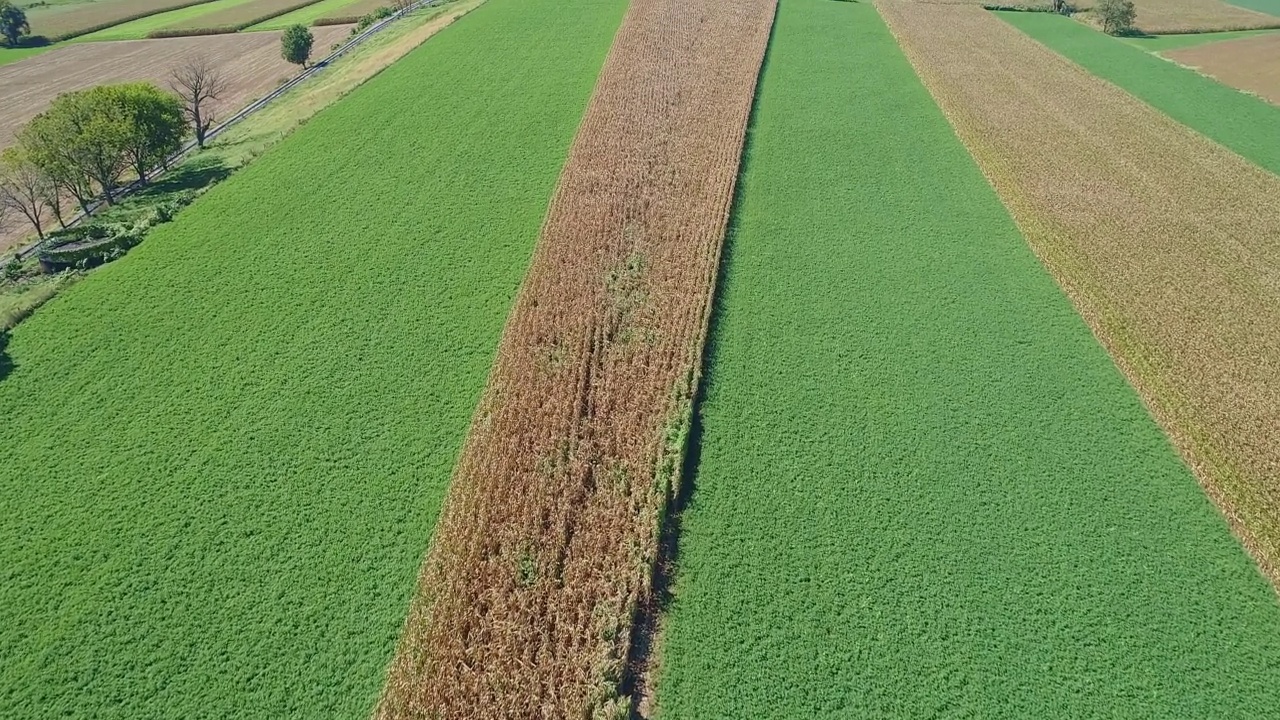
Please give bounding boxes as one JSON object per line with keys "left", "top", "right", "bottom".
{"left": 0, "top": 0, "right": 624, "bottom": 717}
{"left": 655, "top": 1, "right": 1280, "bottom": 716}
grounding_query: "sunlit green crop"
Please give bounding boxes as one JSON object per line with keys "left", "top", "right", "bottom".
{"left": 0, "top": 0, "right": 623, "bottom": 716}
{"left": 656, "top": 2, "right": 1280, "bottom": 717}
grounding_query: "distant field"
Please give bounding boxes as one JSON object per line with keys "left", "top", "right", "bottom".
{"left": 25, "top": 0, "right": 218, "bottom": 39}
{"left": 314, "top": 0, "right": 389, "bottom": 22}
{"left": 74, "top": 0, "right": 255, "bottom": 39}
{"left": 1165, "top": 32, "right": 1280, "bottom": 104}
{"left": 1001, "top": 11, "right": 1280, "bottom": 172}
{"left": 1226, "top": 0, "right": 1280, "bottom": 15}
{"left": 0, "top": 45, "right": 52, "bottom": 66}
{"left": 1072, "top": 0, "right": 1280, "bottom": 32}
{"left": 249, "top": 0, "right": 365, "bottom": 28}
{"left": 0, "top": 0, "right": 623, "bottom": 717}
{"left": 655, "top": 0, "right": 1280, "bottom": 716}
{"left": 1119, "top": 26, "right": 1280, "bottom": 50}
{"left": 153, "top": 0, "right": 323, "bottom": 34}
{"left": 0, "top": 26, "right": 350, "bottom": 247}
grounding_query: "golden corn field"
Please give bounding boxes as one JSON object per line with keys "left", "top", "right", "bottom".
{"left": 373, "top": 0, "right": 776, "bottom": 715}
{"left": 878, "top": 0, "right": 1280, "bottom": 590}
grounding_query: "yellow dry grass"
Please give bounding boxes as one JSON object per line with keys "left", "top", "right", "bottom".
{"left": 1074, "top": 0, "right": 1280, "bottom": 33}
{"left": 877, "top": 0, "right": 1280, "bottom": 591}
{"left": 1165, "top": 33, "right": 1280, "bottom": 105}
{"left": 373, "top": 0, "right": 777, "bottom": 716}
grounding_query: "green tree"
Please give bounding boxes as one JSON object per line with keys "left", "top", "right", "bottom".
{"left": 21, "top": 87, "right": 132, "bottom": 207}
{"left": 110, "top": 83, "right": 186, "bottom": 184}
{"left": 0, "top": 0, "right": 29, "bottom": 48}
{"left": 1096, "top": 0, "right": 1136, "bottom": 34}
{"left": 281, "top": 24, "right": 314, "bottom": 69}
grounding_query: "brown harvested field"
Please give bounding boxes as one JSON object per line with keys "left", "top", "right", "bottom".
{"left": 314, "top": 0, "right": 390, "bottom": 23}
{"left": 877, "top": 0, "right": 1280, "bottom": 591}
{"left": 25, "top": 0, "right": 217, "bottom": 40}
{"left": 0, "top": 26, "right": 350, "bottom": 152}
{"left": 1072, "top": 0, "right": 1280, "bottom": 33}
{"left": 1166, "top": 33, "right": 1280, "bottom": 105}
{"left": 153, "top": 0, "right": 321, "bottom": 33}
{"left": 373, "top": 0, "right": 776, "bottom": 716}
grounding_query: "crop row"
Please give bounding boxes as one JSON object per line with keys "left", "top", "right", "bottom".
{"left": 0, "top": 0, "right": 624, "bottom": 716}
{"left": 654, "top": 0, "right": 1280, "bottom": 716}
{"left": 372, "top": 0, "right": 777, "bottom": 716}
{"left": 884, "top": 0, "right": 1280, "bottom": 592}
{"left": 148, "top": 0, "right": 325, "bottom": 36}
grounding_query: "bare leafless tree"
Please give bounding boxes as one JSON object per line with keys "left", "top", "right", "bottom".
{"left": 0, "top": 148, "right": 50, "bottom": 239}
{"left": 170, "top": 56, "right": 227, "bottom": 149}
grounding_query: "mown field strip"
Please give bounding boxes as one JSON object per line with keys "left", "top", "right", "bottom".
{"left": 883, "top": 0, "right": 1280, "bottom": 589}
{"left": 74, "top": 0, "right": 258, "bottom": 39}
{"left": 1001, "top": 11, "right": 1280, "bottom": 172}
{"left": 26, "top": 0, "right": 219, "bottom": 40}
{"left": 374, "top": 0, "right": 776, "bottom": 715}
{"left": 0, "top": 0, "right": 625, "bottom": 716}
{"left": 654, "top": 0, "right": 1280, "bottom": 716}
{"left": 248, "top": 0, "right": 364, "bottom": 29}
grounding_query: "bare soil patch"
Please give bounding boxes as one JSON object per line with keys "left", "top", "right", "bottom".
{"left": 1165, "top": 32, "right": 1280, "bottom": 104}
{"left": 878, "top": 0, "right": 1280, "bottom": 591}
{"left": 372, "top": 0, "right": 777, "bottom": 716}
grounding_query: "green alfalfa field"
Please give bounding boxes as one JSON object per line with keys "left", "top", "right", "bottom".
{"left": 0, "top": 0, "right": 625, "bottom": 716}
{"left": 654, "top": 0, "right": 1280, "bottom": 717}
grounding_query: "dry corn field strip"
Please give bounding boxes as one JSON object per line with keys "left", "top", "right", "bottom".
{"left": 373, "top": 0, "right": 776, "bottom": 715}
{"left": 1165, "top": 33, "right": 1280, "bottom": 105}
{"left": 1072, "top": 0, "right": 1280, "bottom": 33}
{"left": 877, "top": 0, "right": 1280, "bottom": 590}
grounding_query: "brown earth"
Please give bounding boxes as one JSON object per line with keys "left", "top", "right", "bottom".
{"left": 372, "top": 0, "right": 776, "bottom": 716}
{"left": 26, "top": 0, "right": 218, "bottom": 40}
{"left": 1166, "top": 33, "right": 1280, "bottom": 105}
{"left": 876, "top": 0, "right": 1280, "bottom": 592}
{"left": 155, "top": 0, "right": 321, "bottom": 32}
{"left": 1071, "top": 0, "right": 1280, "bottom": 33}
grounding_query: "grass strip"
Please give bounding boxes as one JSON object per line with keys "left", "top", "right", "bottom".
{"left": 247, "top": 0, "right": 366, "bottom": 29}
{"left": 1119, "top": 26, "right": 1280, "bottom": 49}
{"left": 149, "top": 0, "right": 325, "bottom": 36}
{"left": 1000, "top": 11, "right": 1280, "bottom": 172}
{"left": 654, "top": 0, "right": 1280, "bottom": 716}
{"left": 74, "top": 0, "right": 258, "bottom": 40}
{"left": 0, "top": 0, "right": 622, "bottom": 716}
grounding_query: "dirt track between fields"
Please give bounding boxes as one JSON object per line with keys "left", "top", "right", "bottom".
{"left": 879, "top": 0, "right": 1280, "bottom": 592}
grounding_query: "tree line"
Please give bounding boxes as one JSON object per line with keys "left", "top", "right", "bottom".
{"left": 0, "top": 57, "right": 229, "bottom": 241}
